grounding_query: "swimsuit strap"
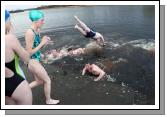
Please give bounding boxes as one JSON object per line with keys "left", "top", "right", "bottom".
{"left": 5, "top": 53, "right": 26, "bottom": 79}
{"left": 31, "top": 28, "right": 39, "bottom": 36}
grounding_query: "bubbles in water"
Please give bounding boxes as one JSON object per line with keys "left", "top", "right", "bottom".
{"left": 106, "top": 75, "right": 116, "bottom": 82}
{"left": 112, "top": 58, "right": 128, "bottom": 64}
{"left": 121, "top": 82, "right": 126, "bottom": 87}
{"left": 75, "top": 76, "right": 79, "bottom": 79}
{"left": 74, "top": 57, "right": 84, "bottom": 61}
{"left": 106, "top": 92, "right": 109, "bottom": 95}
{"left": 122, "top": 39, "right": 155, "bottom": 50}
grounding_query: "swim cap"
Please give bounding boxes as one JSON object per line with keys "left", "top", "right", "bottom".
{"left": 29, "top": 10, "right": 44, "bottom": 22}
{"left": 5, "top": 10, "right": 10, "bottom": 22}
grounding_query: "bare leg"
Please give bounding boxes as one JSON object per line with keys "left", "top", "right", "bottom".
{"left": 29, "top": 75, "right": 43, "bottom": 89}
{"left": 28, "top": 59, "right": 59, "bottom": 104}
{"left": 75, "top": 24, "right": 87, "bottom": 36}
{"left": 74, "top": 16, "right": 91, "bottom": 32}
{"left": 12, "top": 80, "right": 32, "bottom": 105}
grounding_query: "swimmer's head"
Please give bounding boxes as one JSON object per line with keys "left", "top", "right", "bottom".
{"left": 86, "top": 64, "right": 92, "bottom": 71}
{"left": 29, "top": 10, "right": 44, "bottom": 22}
{"left": 85, "top": 64, "right": 91, "bottom": 68}
{"left": 67, "top": 48, "right": 73, "bottom": 52}
{"left": 5, "top": 10, "right": 10, "bottom": 22}
{"left": 5, "top": 10, "right": 11, "bottom": 34}
{"left": 29, "top": 10, "right": 44, "bottom": 28}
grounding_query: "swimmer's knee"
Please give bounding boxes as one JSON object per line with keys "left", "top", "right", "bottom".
{"left": 43, "top": 77, "right": 51, "bottom": 84}
{"left": 37, "top": 80, "right": 44, "bottom": 85}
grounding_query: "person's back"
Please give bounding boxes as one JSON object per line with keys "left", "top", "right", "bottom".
{"left": 6, "top": 34, "right": 17, "bottom": 63}
{"left": 91, "top": 64, "right": 105, "bottom": 76}
{"left": 5, "top": 10, "right": 32, "bottom": 105}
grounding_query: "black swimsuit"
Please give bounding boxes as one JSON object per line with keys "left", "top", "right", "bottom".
{"left": 85, "top": 30, "right": 96, "bottom": 39}
{"left": 5, "top": 54, "right": 25, "bottom": 97}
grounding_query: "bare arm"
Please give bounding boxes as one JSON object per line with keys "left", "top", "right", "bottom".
{"left": 100, "top": 35, "right": 105, "bottom": 43}
{"left": 82, "top": 67, "right": 87, "bottom": 76}
{"left": 94, "top": 71, "right": 105, "bottom": 81}
{"left": 25, "top": 29, "right": 47, "bottom": 56}
{"left": 99, "top": 34, "right": 106, "bottom": 46}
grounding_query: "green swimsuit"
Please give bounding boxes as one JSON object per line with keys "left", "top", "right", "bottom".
{"left": 30, "top": 29, "right": 41, "bottom": 61}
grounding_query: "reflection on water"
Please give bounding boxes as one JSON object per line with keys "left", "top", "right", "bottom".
{"left": 16, "top": 5, "right": 155, "bottom": 105}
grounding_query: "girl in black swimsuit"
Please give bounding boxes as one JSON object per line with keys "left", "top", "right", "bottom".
{"left": 5, "top": 9, "right": 32, "bottom": 105}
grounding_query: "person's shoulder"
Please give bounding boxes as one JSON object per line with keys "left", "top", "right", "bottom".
{"left": 26, "top": 29, "right": 34, "bottom": 36}
{"left": 92, "top": 64, "right": 96, "bottom": 66}
{"left": 5, "top": 33, "right": 20, "bottom": 48}
{"left": 5, "top": 33, "right": 17, "bottom": 41}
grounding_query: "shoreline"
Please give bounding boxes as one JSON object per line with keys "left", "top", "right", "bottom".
{"left": 9, "top": 5, "right": 91, "bottom": 13}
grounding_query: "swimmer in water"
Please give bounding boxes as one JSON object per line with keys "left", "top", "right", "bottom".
{"left": 74, "top": 16, "right": 105, "bottom": 46}
{"left": 68, "top": 48, "right": 85, "bottom": 56}
{"left": 82, "top": 63, "right": 106, "bottom": 81}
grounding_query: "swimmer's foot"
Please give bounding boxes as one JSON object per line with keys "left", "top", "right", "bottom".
{"left": 74, "top": 24, "right": 79, "bottom": 29}
{"left": 46, "top": 99, "right": 60, "bottom": 105}
{"left": 74, "top": 15, "right": 78, "bottom": 19}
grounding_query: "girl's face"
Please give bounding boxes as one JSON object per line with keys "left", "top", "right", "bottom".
{"left": 36, "top": 18, "right": 44, "bottom": 28}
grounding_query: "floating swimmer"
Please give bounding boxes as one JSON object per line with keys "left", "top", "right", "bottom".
{"left": 74, "top": 16, "right": 105, "bottom": 46}
{"left": 68, "top": 48, "right": 85, "bottom": 56}
{"left": 42, "top": 41, "right": 103, "bottom": 64}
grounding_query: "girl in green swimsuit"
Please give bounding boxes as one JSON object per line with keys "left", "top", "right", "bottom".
{"left": 25, "top": 10, "right": 59, "bottom": 104}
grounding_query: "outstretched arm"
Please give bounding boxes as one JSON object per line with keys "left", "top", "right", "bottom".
{"left": 94, "top": 71, "right": 105, "bottom": 81}
{"left": 101, "top": 35, "right": 105, "bottom": 43}
{"left": 99, "top": 35, "right": 106, "bottom": 46}
{"left": 82, "top": 67, "right": 87, "bottom": 76}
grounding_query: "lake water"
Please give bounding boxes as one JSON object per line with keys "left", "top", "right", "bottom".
{"left": 11, "top": 5, "right": 155, "bottom": 105}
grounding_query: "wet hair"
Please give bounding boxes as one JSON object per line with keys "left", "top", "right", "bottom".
{"left": 67, "top": 46, "right": 78, "bottom": 52}
{"left": 67, "top": 48, "right": 73, "bottom": 52}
